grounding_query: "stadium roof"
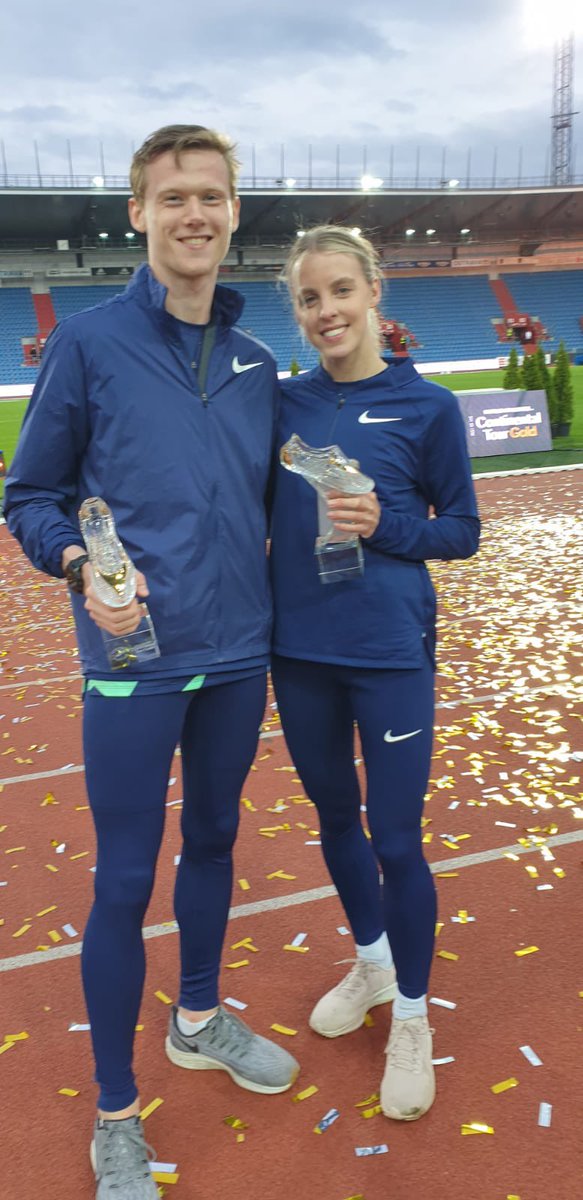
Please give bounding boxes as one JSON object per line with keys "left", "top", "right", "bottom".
{"left": 0, "top": 183, "right": 582, "bottom": 250}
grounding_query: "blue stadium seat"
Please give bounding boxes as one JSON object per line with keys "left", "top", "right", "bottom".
{"left": 501, "top": 271, "right": 582, "bottom": 350}
{"left": 0, "top": 289, "right": 42, "bottom": 386}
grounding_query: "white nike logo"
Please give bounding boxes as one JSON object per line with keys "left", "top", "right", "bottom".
{"left": 384, "top": 728, "right": 422, "bottom": 744}
{"left": 358, "top": 411, "right": 402, "bottom": 424}
{"left": 232, "top": 356, "right": 263, "bottom": 374}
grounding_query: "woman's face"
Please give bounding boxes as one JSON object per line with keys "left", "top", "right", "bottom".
{"left": 292, "top": 250, "right": 381, "bottom": 371}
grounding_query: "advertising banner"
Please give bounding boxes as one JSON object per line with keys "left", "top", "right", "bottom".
{"left": 454, "top": 389, "right": 552, "bottom": 457}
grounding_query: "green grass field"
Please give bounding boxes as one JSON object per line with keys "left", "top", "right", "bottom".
{"left": 1, "top": 367, "right": 582, "bottom": 504}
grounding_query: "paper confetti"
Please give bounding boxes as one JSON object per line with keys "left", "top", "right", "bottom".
{"left": 314, "top": 1108, "right": 340, "bottom": 1134}
{"left": 520, "top": 1045, "right": 543, "bottom": 1067}
{"left": 140, "top": 1098, "right": 164, "bottom": 1120}
{"left": 430, "top": 997, "right": 457, "bottom": 1010}
{"left": 355, "top": 1144, "right": 389, "bottom": 1156}
{"left": 538, "top": 1102, "right": 552, "bottom": 1128}
{"left": 224, "top": 997, "right": 247, "bottom": 1011}
{"left": 491, "top": 1078, "right": 519, "bottom": 1094}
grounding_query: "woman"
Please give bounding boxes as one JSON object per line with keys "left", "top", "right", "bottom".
{"left": 269, "top": 226, "right": 480, "bottom": 1121}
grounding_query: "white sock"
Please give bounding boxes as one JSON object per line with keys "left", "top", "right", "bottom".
{"left": 355, "top": 932, "right": 393, "bottom": 971}
{"left": 393, "top": 988, "right": 428, "bottom": 1020}
{"left": 177, "top": 1009, "right": 218, "bottom": 1036}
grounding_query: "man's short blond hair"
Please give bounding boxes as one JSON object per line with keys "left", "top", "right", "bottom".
{"left": 130, "top": 124, "right": 240, "bottom": 202}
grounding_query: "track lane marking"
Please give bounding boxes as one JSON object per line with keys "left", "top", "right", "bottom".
{"left": 1, "top": 829, "right": 581, "bottom": 975}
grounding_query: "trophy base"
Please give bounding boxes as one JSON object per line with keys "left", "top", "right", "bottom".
{"left": 315, "top": 536, "right": 364, "bottom": 584}
{"left": 102, "top": 606, "right": 161, "bottom": 671}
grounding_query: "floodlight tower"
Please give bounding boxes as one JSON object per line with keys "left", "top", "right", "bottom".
{"left": 551, "top": 34, "right": 576, "bottom": 184}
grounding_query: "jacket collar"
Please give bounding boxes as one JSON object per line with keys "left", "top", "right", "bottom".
{"left": 127, "top": 262, "right": 245, "bottom": 328}
{"left": 313, "top": 355, "right": 420, "bottom": 393}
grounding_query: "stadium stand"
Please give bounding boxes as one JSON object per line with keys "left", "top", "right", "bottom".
{"left": 50, "top": 284, "right": 125, "bottom": 322}
{"left": 1, "top": 270, "right": 581, "bottom": 384}
{"left": 381, "top": 274, "right": 501, "bottom": 360}
{"left": 500, "top": 270, "right": 582, "bottom": 349}
{"left": 0, "top": 288, "right": 41, "bottom": 385}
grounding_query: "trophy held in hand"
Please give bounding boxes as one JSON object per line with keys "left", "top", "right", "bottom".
{"left": 280, "top": 434, "right": 374, "bottom": 583}
{"left": 78, "top": 498, "right": 160, "bottom": 670}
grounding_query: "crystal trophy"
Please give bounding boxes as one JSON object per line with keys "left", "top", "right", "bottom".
{"left": 78, "top": 498, "right": 160, "bottom": 670}
{"left": 280, "top": 434, "right": 375, "bottom": 583}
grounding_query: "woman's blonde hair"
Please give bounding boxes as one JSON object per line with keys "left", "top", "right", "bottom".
{"left": 281, "top": 224, "right": 383, "bottom": 347}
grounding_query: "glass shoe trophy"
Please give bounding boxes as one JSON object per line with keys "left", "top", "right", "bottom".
{"left": 280, "top": 434, "right": 375, "bottom": 583}
{"left": 78, "top": 498, "right": 160, "bottom": 670}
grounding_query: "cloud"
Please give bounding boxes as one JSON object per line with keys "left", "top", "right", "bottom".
{"left": 0, "top": 104, "right": 71, "bottom": 123}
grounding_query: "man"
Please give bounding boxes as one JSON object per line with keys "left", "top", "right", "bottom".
{"left": 5, "top": 125, "right": 298, "bottom": 1200}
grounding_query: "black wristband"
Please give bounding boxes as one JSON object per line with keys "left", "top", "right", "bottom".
{"left": 65, "top": 553, "right": 90, "bottom": 594}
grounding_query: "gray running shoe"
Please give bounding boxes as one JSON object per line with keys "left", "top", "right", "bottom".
{"left": 90, "top": 1116, "right": 159, "bottom": 1199}
{"left": 166, "top": 1005, "right": 300, "bottom": 1094}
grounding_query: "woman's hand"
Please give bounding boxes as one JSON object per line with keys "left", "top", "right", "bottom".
{"left": 326, "top": 489, "right": 381, "bottom": 539}
{"left": 83, "top": 565, "right": 150, "bottom": 637}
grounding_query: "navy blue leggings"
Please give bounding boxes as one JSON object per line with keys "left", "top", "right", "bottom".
{"left": 271, "top": 653, "right": 437, "bottom": 1000}
{"left": 81, "top": 673, "right": 266, "bottom": 1112}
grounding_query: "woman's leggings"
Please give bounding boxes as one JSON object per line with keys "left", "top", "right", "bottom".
{"left": 81, "top": 673, "right": 267, "bottom": 1112}
{"left": 271, "top": 653, "right": 437, "bottom": 1000}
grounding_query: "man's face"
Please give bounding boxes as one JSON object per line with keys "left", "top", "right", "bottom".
{"left": 128, "top": 149, "right": 240, "bottom": 290}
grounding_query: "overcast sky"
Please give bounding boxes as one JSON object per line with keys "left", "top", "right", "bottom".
{"left": 1, "top": 1, "right": 582, "bottom": 185}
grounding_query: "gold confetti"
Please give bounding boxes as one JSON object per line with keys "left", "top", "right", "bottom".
{"left": 152, "top": 1173, "right": 179, "bottom": 1185}
{"left": 362, "top": 1105, "right": 382, "bottom": 1119}
{"left": 5, "top": 846, "right": 25, "bottom": 854}
{"left": 491, "top": 1078, "right": 519, "bottom": 1094}
{"left": 41, "top": 792, "right": 57, "bottom": 806}
{"left": 270, "top": 1024, "right": 297, "bottom": 1036}
{"left": 12, "top": 924, "right": 31, "bottom": 938}
{"left": 293, "top": 1085, "right": 319, "bottom": 1102}
{"left": 238, "top": 879, "right": 250, "bottom": 891}
{"left": 45, "top": 864, "right": 59, "bottom": 873}
{"left": 266, "top": 870, "right": 296, "bottom": 881}
{"left": 224, "top": 1116, "right": 248, "bottom": 1129}
{"left": 437, "top": 951, "right": 459, "bottom": 961}
{"left": 154, "top": 991, "right": 173, "bottom": 1004}
{"left": 283, "top": 944, "right": 310, "bottom": 953}
{"left": 355, "top": 1093, "right": 380, "bottom": 1108}
{"left": 47, "top": 930, "right": 62, "bottom": 943}
{"left": 514, "top": 946, "right": 539, "bottom": 957}
{"left": 226, "top": 960, "right": 249, "bottom": 969}
{"left": 36, "top": 906, "right": 57, "bottom": 917}
{"left": 140, "top": 1097, "right": 164, "bottom": 1120}
{"left": 58, "top": 1088, "right": 80, "bottom": 1097}
{"left": 363, "top": 1013, "right": 374, "bottom": 1027}
{"left": 436, "top": 872, "right": 459, "bottom": 878}
{"left": 461, "top": 1122, "right": 494, "bottom": 1135}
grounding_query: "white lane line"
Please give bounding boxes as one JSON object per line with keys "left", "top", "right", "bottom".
{"left": 0, "top": 764, "right": 84, "bottom": 786}
{"left": 1, "top": 829, "right": 581, "bottom": 975}
{"left": 2, "top": 684, "right": 576, "bottom": 790}
{"left": 0, "top": 673, "right": 80, "bottom": 692}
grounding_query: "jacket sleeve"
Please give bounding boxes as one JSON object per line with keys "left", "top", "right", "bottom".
{"left": 3, "top": 322, "right": 90, "bottom": 577}
{"left": 365, "top": 394, "right": 480, "bottom": 562}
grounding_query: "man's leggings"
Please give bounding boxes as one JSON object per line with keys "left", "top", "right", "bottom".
{"left": 271, "top": 653, "right": 437, "bottom": 1000}
{"left": 81, "top": 673, "right": 266, "bottom": 1112}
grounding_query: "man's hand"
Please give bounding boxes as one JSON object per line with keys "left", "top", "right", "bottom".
{"left": 326, "top": 489, "right": 381, "bottom": 539}
{"left": 83, "top": 565, "right": 150, "bottom": 636}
